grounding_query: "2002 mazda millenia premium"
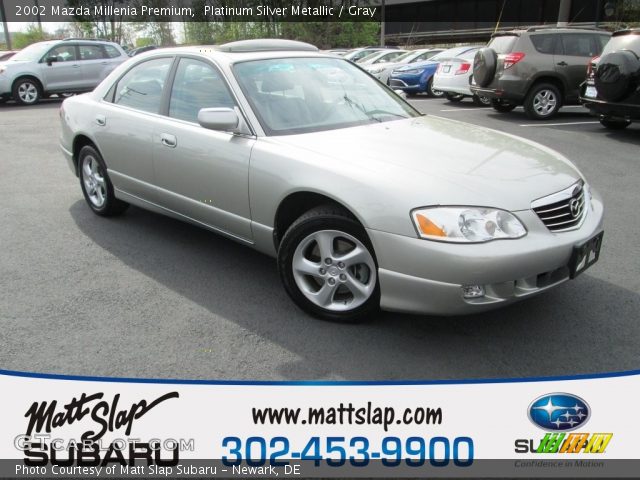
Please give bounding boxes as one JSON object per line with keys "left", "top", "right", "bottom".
{"left": 59, "top": 40, "right": 604, "bottom": 322}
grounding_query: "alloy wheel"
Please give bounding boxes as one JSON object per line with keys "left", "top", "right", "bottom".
{"left": 82, "top": 155, "right": 107, "bottom": 208}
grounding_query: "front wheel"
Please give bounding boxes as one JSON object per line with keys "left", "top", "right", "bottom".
{"left": 600, "top": 117, "right": 631, "bottom": 130}
{"left": 78, "top": 145, "right": 129, "bottom": 216}
{"left": 12, "top": 78, "right": 42, "bottom": 106}
{"left": 278, "top": 205, "right": 380, "bottom": 322}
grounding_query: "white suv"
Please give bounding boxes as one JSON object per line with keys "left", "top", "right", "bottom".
{"left": 0, "top": 39, "right": 128, "bottom": 105}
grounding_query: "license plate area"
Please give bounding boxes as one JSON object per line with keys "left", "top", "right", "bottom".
{"left": 443, "top": 65, "right": 451, "bottom": 73}
{"left": 569, "top": 231, "right": 603, "bottom": 279}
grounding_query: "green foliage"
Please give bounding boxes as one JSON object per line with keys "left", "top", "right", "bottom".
{"left": 182, "top": 21, "right": 378, "bottom": 48}
{"left": 12, "top": 24, "right": 47, "bottom": 49}
{"left": 136, "top": 37, "right": 155, "bottom": 47}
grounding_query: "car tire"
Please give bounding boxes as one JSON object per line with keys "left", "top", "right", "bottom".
{"left": 491, "top": 99, "right": 517, "bottom": 113}
{"left": 278, "top": 205, "right": 380, "bottom": 323}
{"left": 78, "top": 145, "right": 129, "bottom": 217}
{"left": 426, "top": 78, "right": 444, "bottom": 98}
{"left": 600, "top": 117, "right": 631, "bottom": 130}
{"left": 472, "top": 94, "right": 492, "bottom": 106}
{"left": 12, "top": 78, "right": 42, "bottom": 106}
{"left": 473, "top": 48, "right": 497, "bottom": 87}
{"left": 524, "top": 83, "right": 561, "bottom": 120}
{"left": 445, "top": 92, "right": 464, "bottom": 102}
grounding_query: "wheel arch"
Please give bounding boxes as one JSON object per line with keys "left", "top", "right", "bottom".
{"left": 12, "top": 75, "right": 44, "bottom": 95}
{"left": 72, "top": 134, "right": 101, "bottom": 176}
{"left": 526, "top": 74, "right": 567, "bottom": 99}
{"left": 273, "top": 191, "right": 363, "bottom": 250}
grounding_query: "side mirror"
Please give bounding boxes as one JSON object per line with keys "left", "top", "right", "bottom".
{"left": 394, "top": 89, "right": 407, "bottom": 99}
{"left": 46, "top": 56, "right": 58, "bottom": 66}
{"left": 198, "top": 108, "right": 239, "bottom": 132}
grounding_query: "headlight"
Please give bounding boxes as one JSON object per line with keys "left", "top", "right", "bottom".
{"left": 411, "top": 207, "right": 527, "bottom": 243}
{"left": 368, "top": 67, "right": 386, "bottom": 74}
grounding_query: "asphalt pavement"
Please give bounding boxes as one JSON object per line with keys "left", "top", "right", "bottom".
{"left": 0, "top": 97, "right": 638, "bottom": 381}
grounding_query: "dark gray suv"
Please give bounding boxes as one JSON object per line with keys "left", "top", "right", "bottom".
{"left": 471, "top": 27, "right": 610, "bottom": 119}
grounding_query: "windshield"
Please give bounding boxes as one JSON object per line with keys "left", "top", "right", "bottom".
{"left": 10, "top": 42, "right": 55, "bottom": 62}
{"left": 233, "top": 57, "right": 420, "bottom": 136}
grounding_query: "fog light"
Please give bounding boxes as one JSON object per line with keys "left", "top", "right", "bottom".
{"left": 462, "top": 285, "right": 485, "bottom": 299}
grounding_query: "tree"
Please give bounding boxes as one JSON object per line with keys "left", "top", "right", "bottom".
{"left": 12, "top": 23, "right": 47, "bottom": 49}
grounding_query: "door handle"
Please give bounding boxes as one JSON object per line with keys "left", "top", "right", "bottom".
{"left": 72, "top": 64, "right": 81, "bottom": 68}
{"left": 556, "top": 61, "right": 568, "bottom": 67}
{"left": 160, "top": 133, "right": 177, "bottom": 148}
{"left": 101, "top": 61, "right": 109, "bottom": 65}
{"left": 95, "top": 115, "right": 106, "bottom": 126}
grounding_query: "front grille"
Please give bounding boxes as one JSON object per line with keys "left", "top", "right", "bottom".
{"left": 532, "top": 182, "right": 586, "bottom": 232}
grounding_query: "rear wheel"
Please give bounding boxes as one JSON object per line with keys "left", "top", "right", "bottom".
{"left": 426, "top": 78, "right": 444, "bottom": 98}
{"left": 278, "top": 205, "right": 380, "bottom": 323}
{"left": 12, "top": 78, "right": 42, "bottom": 106}
{"left": 491, "top": 99, "right": 517, "bottom": 113}
{"left": 600, "top": 117, "right": 631, "bottom": 130}
{"left": 445, "top": 92, "right": 464, "bottom": 102}
{"left": 524, "top": 83, "right": 561, "bottom": 120}
{"left": 472, "top": 94, "right": 492, "bottom": 106}
{"left": 78, "top": 145, "right": 129, "bottom": 216}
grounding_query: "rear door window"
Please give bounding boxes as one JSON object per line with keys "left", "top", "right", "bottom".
{"left": 488, "top": 35, "right": 518, "bottom": 53}
{"left": 113, "top": 57, "right": 173, "bottom": 114}
{"left": 79, "top": 45, "right": 106, "bottom": 60}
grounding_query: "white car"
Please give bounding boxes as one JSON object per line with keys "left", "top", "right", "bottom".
{"left": 365, "top": 48, "right": 444, "bottom": 84}
{"left": 432, "top": 47, "right": 491, "bottom": 105}
{"left": 357, "top": 49, "right": 408, "bottom": 66}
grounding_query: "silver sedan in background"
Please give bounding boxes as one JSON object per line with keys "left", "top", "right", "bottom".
{"left": 59, "top": 40, "right": 604, "bottom": 322}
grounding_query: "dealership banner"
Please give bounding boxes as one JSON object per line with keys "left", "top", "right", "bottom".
{"left": 0, "top": 369, "right": 639, "bottom": 478}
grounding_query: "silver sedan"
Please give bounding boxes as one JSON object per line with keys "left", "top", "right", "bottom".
{"left": 59, "top": 40, "right": 604, "bottom": 322}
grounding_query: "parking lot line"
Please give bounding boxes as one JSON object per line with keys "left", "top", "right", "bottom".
{"left": 519, "top": 121, "right": 600, "bottom": 127}
{"left": 439, "top": 107, "right": 490, "bottom": 112}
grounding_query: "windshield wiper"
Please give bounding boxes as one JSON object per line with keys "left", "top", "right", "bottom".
{"left": 343, "top": 94, "right": 382, "bottom": 122}
{"left": 365, "top": 109, "right": 408, "bottom": 119}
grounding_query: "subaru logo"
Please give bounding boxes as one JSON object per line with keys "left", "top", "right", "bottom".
{"left": 528, "top": 393, "right": 590, "bottom": 432}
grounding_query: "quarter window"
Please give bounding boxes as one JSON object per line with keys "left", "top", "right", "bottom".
{"left": 104, "top": 45, "right": 122, "bottom": 58}
{"left": 530, "top": 34, "right": 556, "bottom": 54}
{"left": 169, "top": 58, "right": 236, "bottom": 123}
{"left": 113, "top": 57, "right": 173, "bottom": 114}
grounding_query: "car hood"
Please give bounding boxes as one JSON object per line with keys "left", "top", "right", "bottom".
{"left": 269, "top": 115, "right": 582, "bottom": 212}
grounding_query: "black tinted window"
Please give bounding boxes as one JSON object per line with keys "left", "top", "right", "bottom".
{"left": 113, "top": 57, "right": 173, "bottom": 113}
{"left": 560, "top": 34, "right": 601, "bottom": 57}
{"left": 530, "top": 34, "right": 556, "bottom": 54}
{"left": 169, "top": 58, "right": 235, "bottom": 123}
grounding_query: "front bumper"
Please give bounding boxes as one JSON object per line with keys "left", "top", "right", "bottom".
{"left": 367, "top": 192, "right": 604, "bottom": 315}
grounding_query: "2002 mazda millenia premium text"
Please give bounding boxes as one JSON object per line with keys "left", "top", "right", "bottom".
{"left": 59, "top": 40, "right": 604, "bottom": 322}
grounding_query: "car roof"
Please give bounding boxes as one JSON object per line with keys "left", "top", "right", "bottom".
{"left": 138, "top": 44, "right": 333, "bottom": 64}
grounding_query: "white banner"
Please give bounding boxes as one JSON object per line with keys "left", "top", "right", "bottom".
{"left": 0, "top": 369, "right": 638, "bottom": 477}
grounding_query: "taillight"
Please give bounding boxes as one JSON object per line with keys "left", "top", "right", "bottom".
{"left": 503, "top": 52, "right": 525, "bottom": 69}
{"left": 586, "top": 55, "right": 600, "bottom": 77}
{"left": 455, "top": 63, "right": 471, "bottom": 75}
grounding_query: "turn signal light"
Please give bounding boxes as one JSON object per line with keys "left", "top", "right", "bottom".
{"left": 415, "top": 214, "right": 446, "bottom": 237}
{"left": 503, "top": 52, "right": 525, "bottom": 69}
